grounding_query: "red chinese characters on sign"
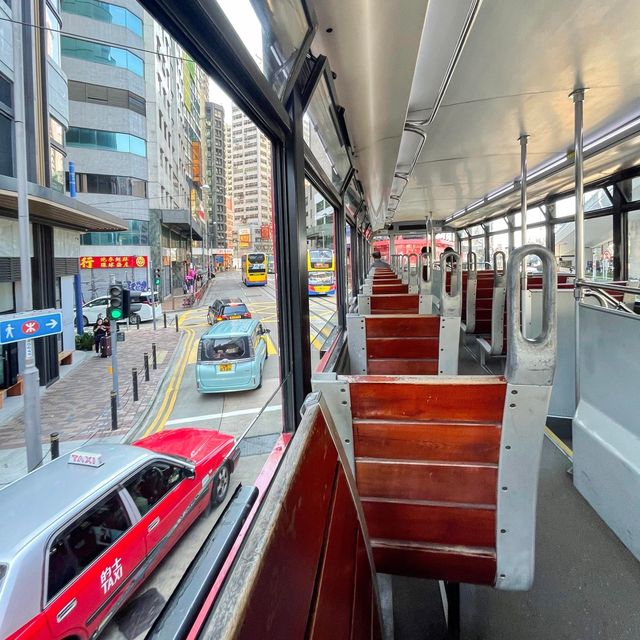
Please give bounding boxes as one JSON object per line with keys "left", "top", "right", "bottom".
{"left": 79, "top": 256, "right": 149, "bottom": 269}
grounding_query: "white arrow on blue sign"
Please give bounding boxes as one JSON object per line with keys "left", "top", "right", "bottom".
{"left": 0, "top": 310, "right": 63, "bottom": 345}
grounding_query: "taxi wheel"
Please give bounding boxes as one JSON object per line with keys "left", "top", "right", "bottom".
{"left": 211, "top": 463, "right": 230, "bottom": 507}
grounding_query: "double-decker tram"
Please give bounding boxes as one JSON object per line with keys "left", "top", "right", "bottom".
{"left": 241, "top": 252, "right": 267, "bottom": 287}
{"left": 6, "top": 1, "right": 640, "bottom": 639}
{"left": 307, "top": 248, "right": 336, "bottom": 295}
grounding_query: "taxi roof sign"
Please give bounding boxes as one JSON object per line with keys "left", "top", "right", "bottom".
{"left": 68, "top": 451, "right": 104, "bottom": 467}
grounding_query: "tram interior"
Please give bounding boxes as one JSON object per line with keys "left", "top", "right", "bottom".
{"left": 131, "top": 0, "right": 640, "bottom": 638}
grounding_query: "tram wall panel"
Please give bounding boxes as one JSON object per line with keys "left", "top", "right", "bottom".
{"left": 573, "top": 303, "right": 640, "bottom": 561}
{"left": 529, "top": 289, "right": 576, "bottom": 420}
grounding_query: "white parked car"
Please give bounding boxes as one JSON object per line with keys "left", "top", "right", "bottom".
{"left": 80, "top": 291, "right": 162, "bottom": 326}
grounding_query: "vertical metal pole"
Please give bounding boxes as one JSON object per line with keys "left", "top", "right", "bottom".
{"left": 110, "top": 391, "right": 118, "bottom": 430}
{"left": 152, "top": 343, "right": 157, "bottom": 370}
{"left": 132, "top": 368, "right": 139, "bottom": 401}
{"left": 148, "top": 259, "right": 157, "bottom": 331}
{"left": 50, "top": 433, "right": 60, "bottom": 460}
{"left": 519, "top": 134, "right": 529, "bottom": 246}
{"left": 13, "top": 3, "right": 42, "bottom": 471}
{"left": 572, "top": 89, "right": 586, "bottom": 284}
{"left": 144, "top": 353, "right": 150, "bottom": 381}
{"left": 163, "top": 312, "right": 167, "bottom": 329}
{"left": 110, "top": 318, "right": 119, "bottom": 398}
{"left": 430, "top": 213, "right": 436, "bottom": 267}
{"left": 175, "top": 313, "right": 179, "bottom": 331}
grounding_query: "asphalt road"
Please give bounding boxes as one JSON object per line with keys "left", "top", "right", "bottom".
{"left": 101, "top": 270, "right": 337, "bottom": 639}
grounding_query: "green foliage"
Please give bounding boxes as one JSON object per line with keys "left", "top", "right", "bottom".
{"left": 75, "top": 332, "right": 95, "bottom": 351}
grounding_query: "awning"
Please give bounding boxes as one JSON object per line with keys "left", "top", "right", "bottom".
{"left": 157, "top": 208, "right": 204, "bottom": 241}
{"left": 0, "top": 176, "right": 127, "bottom": 231}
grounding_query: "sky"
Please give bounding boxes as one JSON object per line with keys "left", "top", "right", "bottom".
{"left": 208, "top": 0, "right": 263, "bottom": 123}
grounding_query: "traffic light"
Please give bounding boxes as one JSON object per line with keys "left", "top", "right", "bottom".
{"left": 107, "top": 283, "right": 124, "bottom": 321}
{"left": 122, "top": 289, "right": 131, "bottom": 319}
{"left": 154, "top": 268, "right": 161, "bottom": 287}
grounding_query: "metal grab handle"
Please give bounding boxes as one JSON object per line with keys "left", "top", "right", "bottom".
{"left": 505, "top": 244, "right": 557, "bottom": 385}
{"left": 420, "top": 252, "right": 431, "bottom": 284}
{"left": 391, "top": 254, "right": 399, "bottom": 274}
{"left": 467, "top": 251, "right": 477, "bottom": 278}
{"left": 440, "top": 251, "right": 462, "bottom": 317}
{"left": 408, "top": 253, "right": 419, "bottom": 287}
{"left": 401, "top": 254, "right": 410, "bottom": 284}
{"left": 493, "top": 250, "right": 506, "bottom": 275}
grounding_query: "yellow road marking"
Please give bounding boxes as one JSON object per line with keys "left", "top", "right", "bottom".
{"left": 264, "top": 334, "right": 278, "bottom": 355}
{"left": 544, "top": 426, "right": 573, "bottom": 459}
{"left": 143, "top": 310, "right": 195, "bottom": 436}
{"left": 188, "top": 338, "right": 199, "bottom": 365}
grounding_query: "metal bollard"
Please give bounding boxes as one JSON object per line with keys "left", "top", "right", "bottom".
{"left": 132, "top": 367, "right": 139, "bottom": 401}
{"left": 152, "top": 343, "right": 157, "bottom": 370}
{"left": 111, "top": 391, "right": 118, "bottom": 430}
{"left": 136, "top": 315, "right": 140, "bottom": 329}
{"left": 144, "top": 353, "right": 150, "bottom": 381}
{"left": 175, "top": 314, "right": 179, "bottom": 332}
{"left": 50, "top": 432, "right": 60, "bottom": 460}
{"left": 163, "top": 312, "right": 167, "bottom": 329}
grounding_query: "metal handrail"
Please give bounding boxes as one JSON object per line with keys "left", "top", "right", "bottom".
{"left": 579, "top": 283, "right": 634, "bottom": 314}
{"left": 576, "top": 279, "right": 640, "bottom": 296}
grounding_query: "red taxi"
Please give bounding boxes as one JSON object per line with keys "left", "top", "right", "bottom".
{"left": 0, "top": 428, "right": 239, "bottom": 639}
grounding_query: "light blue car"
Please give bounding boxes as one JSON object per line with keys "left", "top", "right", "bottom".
{"left": 196, "top": 319, "right": 270, "bottom": 394}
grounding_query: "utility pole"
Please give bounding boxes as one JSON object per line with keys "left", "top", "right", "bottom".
{"left": 147, "top": 259, "right": 157, "bottom": 331}
{"left": 14, "top": 1, "right": 43, "bottom": 470}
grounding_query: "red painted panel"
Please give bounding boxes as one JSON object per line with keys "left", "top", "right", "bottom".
{"left": 349, "top": 379, "right": 507, "bottom": 423}
{"left": 366, "top": 359, "right": 439, "bottom": 375}
{"left": 365, "top": 315, "right": 439, "bottom": 338}
{"left": 372, "top": 284, "right": 408, "bottom": 294}
{"left": 362, "top": 498, "right": 496, "bottom": 547}
{"left": 308, "top": 468, "right": 358, "bottom": 640}
{"left": 371, "top": 294, "right": 419, "bottom": 312}
{"left": 372, "top": 542, "right": 496, "bottom": 584}
{"left": 353, "top": 420, "right": 501, "bottom": 463}
{"left": 355, "top": 459, "right": 498, "bottom": 504}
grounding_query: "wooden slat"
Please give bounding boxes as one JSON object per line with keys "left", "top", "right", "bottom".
{"left": 372, "top": 284, "right": 408, "bottom": 294}
{"left": 365, "top": 315, "right": 439, "bottom": 338}
{"left": 366, "top": 359, "right": 438, "bottom": 375}
{"left": 308, "top": 468, "right": 358, "bottom": 640}
{"left": 366, "top": 337, "right": 439, "bottom": 359}
{"left": 371, "top": 541, "right": 496, "bottom": 585}
{"left": 362, "top": 498, "right": 496, "bottom": 547}
{"left": 356, "top": 459, "right": 498, "bottom": 504}
{"left": 371, "top": 294, "right": 419, "bottom": 311}
{"left": 349, "top": 379, "right": 506, "bottom": 423}
{"left": 353, "top": 420, "right": 501, "bottom": 463}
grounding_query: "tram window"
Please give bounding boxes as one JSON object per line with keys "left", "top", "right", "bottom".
{"left": 489, "top": 232, "right": 509, "bottom": 257}
{"left": 215, "top": 0, "right": 310, "bottom": 99}
{"left": 305, "top": 178, "right": 338, "bottom": 368}
{"left": 513, "top": 207, "right": 546, "bottom": 226}
{"left": 584, "top": 216, "right": 614, "bottom": 281}
{"left": 626, "top": 211, "right": 640, "bottom": 280}
{"left": 513, "top": 225, "right": 546, "bottom": 249}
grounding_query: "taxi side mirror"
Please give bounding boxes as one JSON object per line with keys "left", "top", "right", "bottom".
{"left": 182, "top": 467, "right": 196, "bottom": 480}
{"left": 260, "top": 327, "right": 271, "bottom": 335}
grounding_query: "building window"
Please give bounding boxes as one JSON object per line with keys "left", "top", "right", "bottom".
{"left": 50, "top": 146, "right": 65, "bottom": 192}
{"left": 61, "top": 36, "right": 144, "bottom": 77}
{"left": 81, "top": 219, "right": 149, "bottom": 245}
{"left": 45, "top": 4, "right": 62, "bottom": 65}
{"left": 68, "top": 80, "right": 146, "bottom": 116}
{"left": 66, "top": 172, "right": 147, "bottom": 197}
{"left": 0, "top": 113, "right": 13, "bottom": 177}
{"left": 66, "top": 127, "right": 146, "bottom": 157}
{"left": 61, "top": 0, "right": 143, "bottom": 37}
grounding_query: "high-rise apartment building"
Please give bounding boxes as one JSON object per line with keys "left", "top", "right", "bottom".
{"left": 224, "top": 123, "right": 234, "bottom": 250}
{"left": 204, "top": 102, "right": 226, "bottom": 249}
{"left": 230, "top": 106, "right": 272, "bottom": 255}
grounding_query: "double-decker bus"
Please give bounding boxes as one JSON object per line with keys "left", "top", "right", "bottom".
{"left": 241, "top": 253, "right": 267, "bottom": 286}
{"left": 308, "top": 248, "right": 335, "bottom": 295}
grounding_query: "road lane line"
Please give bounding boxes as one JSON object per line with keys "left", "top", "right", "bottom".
{"left": 165, "top": 404, "right": 283, "bottom": 426}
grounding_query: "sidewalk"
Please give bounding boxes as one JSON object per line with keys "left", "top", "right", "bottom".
{"left": 0, "top": 322, "right": 183, "bottom": 486}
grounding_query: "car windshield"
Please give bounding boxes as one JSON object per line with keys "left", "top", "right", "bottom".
{"left": 199, "top": 337, "right": 250, "bottom": 361}
{"left": 222, "top": 304, "right": 248, "bottom": 316}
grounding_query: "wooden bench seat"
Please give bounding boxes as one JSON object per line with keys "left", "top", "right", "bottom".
{"left": 202, "top": 395, "right": 383, "bottom": 639}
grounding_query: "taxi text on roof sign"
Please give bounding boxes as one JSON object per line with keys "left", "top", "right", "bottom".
{"left": 79, "top": 256, "right": 149, "bottom": 269}
{"left": 68, "top": 451, "right": 104, "bottom": 467}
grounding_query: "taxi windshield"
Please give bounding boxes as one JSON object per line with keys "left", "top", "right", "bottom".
{"left": 199, "top": 337, "right": 250, "bottom": 362}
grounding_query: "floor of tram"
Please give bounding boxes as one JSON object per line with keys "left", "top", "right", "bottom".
{"left": 389, "top": 336, "right": 640, "bottom": 639}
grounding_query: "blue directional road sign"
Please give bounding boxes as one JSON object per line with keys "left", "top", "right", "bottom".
{"left": 0, "top": 310, "right": 63, "bottom": 345}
